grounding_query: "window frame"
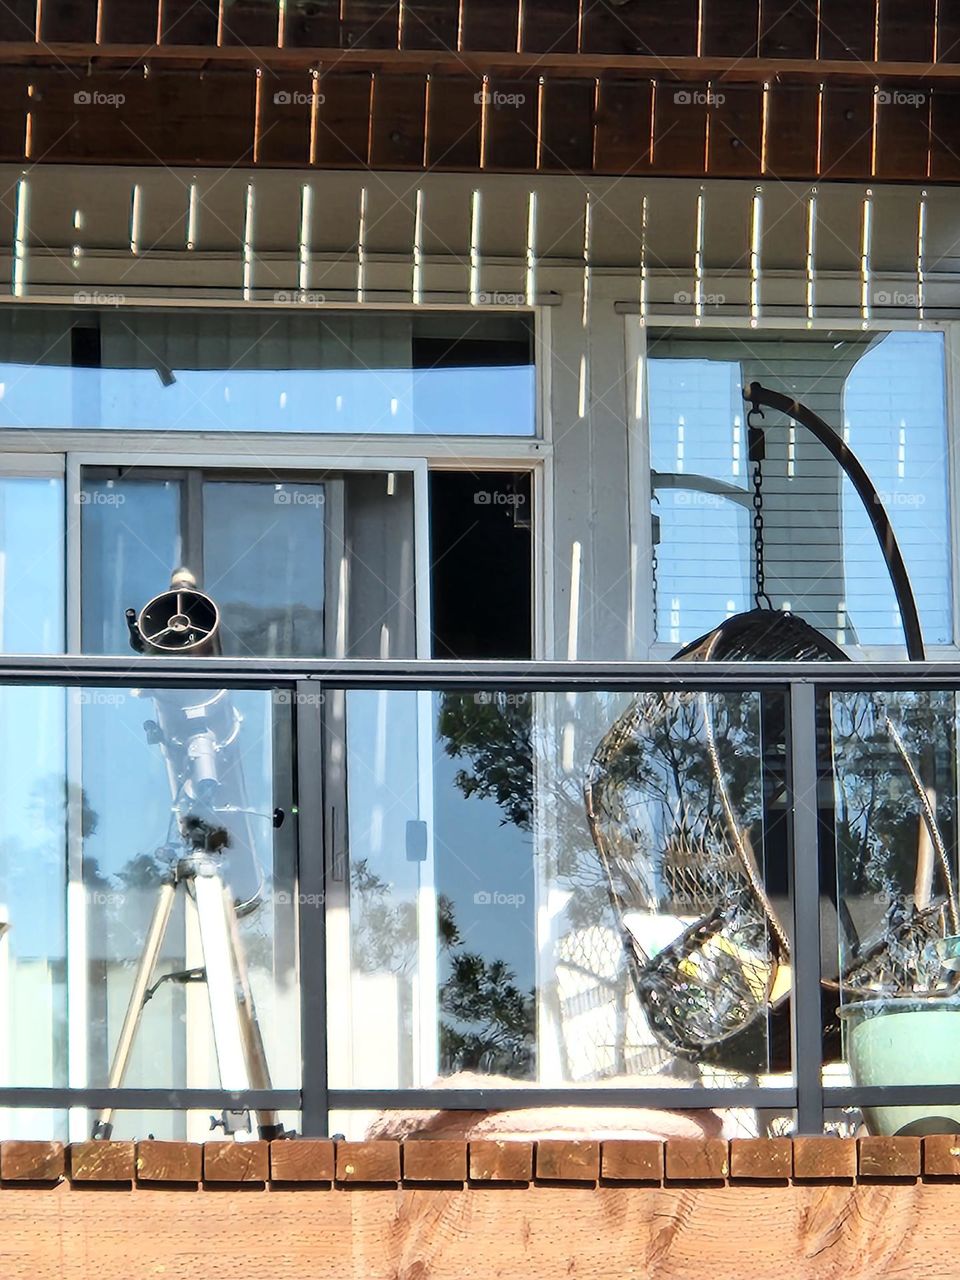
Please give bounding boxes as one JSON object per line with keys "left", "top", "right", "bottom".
{"left": 76, "top": 462, "right": 350, "bottom": 661}
{"left": 626, "top": 314, "right": 960, "bottom": 660}
{"left": 0, "top": 302, "right": 542, "bottom": 441}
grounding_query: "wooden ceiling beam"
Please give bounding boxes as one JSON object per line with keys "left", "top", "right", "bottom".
{"left": 0, "top": 64, "right": 955, "bottom": 183}
{"left": 5, "top": 44, "right": 960, "bottom": 82}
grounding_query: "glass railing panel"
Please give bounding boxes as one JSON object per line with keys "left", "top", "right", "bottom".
{"left": 826, "top": 688, "right": 960, "bottom": 1137}
{"left": 330, "top": 684, "right": 793, "bottom": 1115}
{"left": 0, "top": 683, "right": 67, "bottom": 1091}
{"left": 55, "top": 685, "right": 300, "bottom": 1115}
{"left": 97, "top": 1108, "right": 302, "bottom": 1143}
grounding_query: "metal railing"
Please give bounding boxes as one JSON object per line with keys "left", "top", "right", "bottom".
{"left": 3, "top": 654, "right": 960, "bottom": 1136}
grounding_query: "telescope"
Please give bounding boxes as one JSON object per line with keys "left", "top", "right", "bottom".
{"left": 93, "top": 569, "right": 286, "bottom": 1141}
{"left": 126, "top": 568, "right": 265, "bottom": 912}
{"left": 126, "top": 566, "right": 220, "bottom": 656}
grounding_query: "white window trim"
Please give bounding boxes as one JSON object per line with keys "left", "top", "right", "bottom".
{"left": 627, "top": 313, "right": 960, "bottom": 661}
{"left": 0, "top": 453, "right": 64, "bottom": 477}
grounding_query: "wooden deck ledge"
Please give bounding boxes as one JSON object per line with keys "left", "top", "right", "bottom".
{"left": 3, "top": 1137, "right": 960, "bottom": 1279}
{"left": 1, "top": 1134, "right": 958, "bottom": 1185}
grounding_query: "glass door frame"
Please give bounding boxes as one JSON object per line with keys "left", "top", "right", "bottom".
{"left": 56, "top": 443, "right": 548, "bottom": 1133}
{"left": 65, "top": 451, "right": 433, "bottom": 657}
{"left": 63, "top": 449, "right": 433, "bottom": 1139}
{"left": 74, "top": 463, "right": 346, "bottom": 660}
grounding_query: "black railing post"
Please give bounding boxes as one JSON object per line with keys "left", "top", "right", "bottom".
{"left": 296, "top": 681, "right": 329, "bottom": 1137}
{"left": 788, "top": 678, "right": 825, "bottom": 1134}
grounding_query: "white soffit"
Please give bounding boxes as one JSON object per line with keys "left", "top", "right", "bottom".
{"left": 0, "top": 166, "right": 958, "bottom": 316}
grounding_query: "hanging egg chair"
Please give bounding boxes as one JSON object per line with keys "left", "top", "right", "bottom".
{"left": 584, "top": 383, "right": 958, "bottom": 1064}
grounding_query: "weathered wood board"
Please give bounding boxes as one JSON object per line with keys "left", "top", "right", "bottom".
{"left": 0, "top": 1181, "right": 957, "bottom": 1280}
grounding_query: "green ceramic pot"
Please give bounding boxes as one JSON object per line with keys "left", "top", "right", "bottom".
{"left": 840, "top": 998, "right": 960, "bottom": 1136}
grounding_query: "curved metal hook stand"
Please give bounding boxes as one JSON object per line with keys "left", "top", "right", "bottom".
{"left": 744, "top": 381, "right": 925, "bottom": 661}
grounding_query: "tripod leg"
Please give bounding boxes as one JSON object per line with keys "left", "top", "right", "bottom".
{"left": 193, "top": 871, "right": 251, "bottom": 1094}
{"left": 93, "top": 881, "right": 177, "bottom": 1139}
{"left": 223, "top": 881, "right": 285, "bottom": 1139}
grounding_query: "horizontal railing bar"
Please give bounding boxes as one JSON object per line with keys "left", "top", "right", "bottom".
{"left": 3, "top": 655, "right": 960, "bottom": 690}
{"left": 5, "top": 1085, "right": 960, "bottom": 1119}
{"left": 824, "top": 1085, "right": 960, "bottom": 1106}
{"left": 0, "top": 1089, "right": 300, "bottom": 1108}
{"left": 5, "top": 1084, "right": 960, "bottom": 1111}
{"left": 7, "top": 1084, "right": 960, "bottom": 1112}
{"left": 327, "top": 1088, "right": 798, "bottom": 1110}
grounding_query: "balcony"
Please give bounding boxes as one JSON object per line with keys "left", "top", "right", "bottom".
{"left": 2, "top": 654, "right": 960, "bottom": 1142}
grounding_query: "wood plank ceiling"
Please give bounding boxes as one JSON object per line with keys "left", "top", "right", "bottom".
{"left": 2, "top": 0, "right": 960, "bottom": 179}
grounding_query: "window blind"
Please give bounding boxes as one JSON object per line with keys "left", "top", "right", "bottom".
{"left": 647, "top": 328, "right": 951, "bottom": 650}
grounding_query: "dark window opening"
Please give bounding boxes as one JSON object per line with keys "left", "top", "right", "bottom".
{"left": 429, "top": 470, "right": 533, "bottom": 660}
{"left": 412, "top": 313, "right": 534, "bottom": 371}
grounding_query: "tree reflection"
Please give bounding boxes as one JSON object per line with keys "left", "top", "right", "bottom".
{"left": 350, "top": 858, "right": 535, "bottom": 1078}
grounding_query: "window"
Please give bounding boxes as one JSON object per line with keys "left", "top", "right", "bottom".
{"left": 0, "top": 303, "right": 541, "bottom": 660}
{"left": 841, "top": 332, "right": 951, "bottom": 646}
{"left": 0, "top": 472, "right": 64, "bottom": 653}
{"left": 648, "top": 356, "right": 750, "bottom": 645}
{"left": 79, "top": 467, "right": 417, "bottom": 659}
{"left": 0, "top": 308, "right": 536, "bottom": 436}
{"left": 646, "top": 327, "right": 953, "bottom": 651}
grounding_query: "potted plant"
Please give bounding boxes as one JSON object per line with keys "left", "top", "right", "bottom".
{"left": 839, "top": 945, "right": 960, "bottom": 1137}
